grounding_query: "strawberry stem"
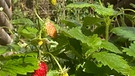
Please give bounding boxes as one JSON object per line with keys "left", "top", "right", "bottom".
{"left": 46, "top": 52, "right": 63, "bottom": 72}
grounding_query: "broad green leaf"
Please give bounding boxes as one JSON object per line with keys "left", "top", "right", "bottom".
{"left": 66, "top": 2, "right": 115, "bottom": 16}
{"left": 18, "top": 26, "right": 38, "bottom": 38}
{"left": 62, "top": 27, "right": 102, "bottom": 47}
{"left": 92, "top": 52, "right": 132, "bottom": 75}
{"left": 123, "top": 41, "right": 135, "bottom": 58}
{"left": 12, "top": 18, "right": 34, "bottom": 26}
{"left": 101, "top": 40, "right": 122, "bottom": 54}
{"left": 111, "top": 27, "right": 135, "bottom": 41}
{"left": 1, "top": 53, "right": 38, "bottom": 75}
{"left": 92, "top": 4, "right": 115, "bottom": 16}
{"left": 83, "top": 60, "right": 117, "bottom": 75}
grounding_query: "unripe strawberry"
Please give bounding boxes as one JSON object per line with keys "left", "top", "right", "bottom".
{"left": 32, "top": 62, "right": 48, "bottom": 76}
{"left": 45, "top": 21, "right": 57, "bottom": 38}
{"left": 60, "top": 72, "right": 69, "bottom": 76}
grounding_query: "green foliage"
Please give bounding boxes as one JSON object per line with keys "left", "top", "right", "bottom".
{"left": 66, "top": 2, "right": 92, "bottom": 8}
{"left": 18, "top": 26, "right": 38, "bottom": 39}
{"left": 92, "top": 51, "right": 132, "bottom": 75}
{"left": 123, "top": 41, "right": 135, "bottom": 57}
{"left": 66, "top": 2, "right": 116, "bottom": 16}
{"left": 111, "top": 27, "right": 135, "bottom": 41}
{"left": 12, "top": 18, "right": 34, "bottom": 26}
{"left": 0, "top": 53, "right": 38, "bottom": 76}
{"left": 62, "top": 27, "right": 102, "bottom": 47}
{"left": 2, "top": 0, "right": 135, "bottom": 76}
{"left": 0, "top": 46, "right": 8, "bottom": 55}
{"left": 47, "top": 70, "right": 59, "bottom": 76}
{"left": 83, "top": 16, "right": 103, "bottom": 26}
{"left": 101, "top": 40, "right": 122, "bottom": 54}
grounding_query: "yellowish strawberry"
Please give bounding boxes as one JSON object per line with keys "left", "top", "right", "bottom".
{"left": 60, "top": 72, "right": 69, "bottom": 76}
{"left": 45, "top": 21, "right": 57, "bottom": 38}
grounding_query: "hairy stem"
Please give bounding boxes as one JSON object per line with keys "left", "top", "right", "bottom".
{"left": 105, "top": 17, "right": 111, "bottom": 41}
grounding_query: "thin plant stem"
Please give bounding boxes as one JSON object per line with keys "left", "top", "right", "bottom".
{"left": 34, "top": 9, "right": 44, "bottom": 23}
{"left": 105, "top": 23, "right": 109, "bottom": 41}
{"left": 99, "top": 0, "right": 103, "bottom": 7}
{"left": 46, "top": 52, "right": 63, "bottom": 72}
{"left": 104, "top": 17, "right": 111, "bottom": 41}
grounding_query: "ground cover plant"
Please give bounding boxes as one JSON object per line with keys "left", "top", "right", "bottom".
{"left": 0, "top": 0, "right": 135, "bottom": 76}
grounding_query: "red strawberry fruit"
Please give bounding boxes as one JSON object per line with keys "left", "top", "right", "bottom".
{"left": 32, "top": 62, "right": 48, "bottom": 76}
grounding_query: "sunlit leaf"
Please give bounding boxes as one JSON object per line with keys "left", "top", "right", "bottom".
{"left": 62, "top": 27, "right": 102, "bottom": 47}
{"left": 101, "top": 40, "right": 122, "bottom": 54}
{"left": 66, "top": 2, "right": 116, "bottom": 16}
{"left": 18, "top": 26, "right": 38, "bottom": 38}
{"left": 92, "top": 51, "right": 132, "bottom": 75}
{"left": 1, "top": 53, "right": 38, "bottom": 75}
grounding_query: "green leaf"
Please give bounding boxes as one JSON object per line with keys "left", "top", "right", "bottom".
{"left": 92, "top": 4, "right": 115, "bottom": 16}
{"left": 47, "top": 70, "right": 59, "bottom": 76}
{"left": 83, "top": 16, "right": 103, "bottom": 26}
{"left": 111, "top": 27, "right": 135, "bottom": 41}
{"left": 101, "top": 40, "right": 122, "bottom": 54}
{"left": 12, "top": 18, "right": 34, "bottom": 26}
{"left": 83, "top": 60, "right": 100, "bottom": 74}
{"left": 1, "top": 53, "right": 38, "bottom": 75}
{"left": 0, "top": 46, "right": 8, "bottom": 55}
{"left": 61, "top": 19, "right": 81, "bottom": 28}
{"left": 66, "top": 2, "right": 92, "bottom": 8}
{"left": 123, "top": 41, "right": 135, "bottom": 57}
{"left": 83, "top": 60, "right": 118, "bottom": 75}
{"left": 0, "top": 71, "right": 12, "bottom": 76}
{"left": 18, "top": 26, "right": 38, "bottom": 38}
{"left": 92, "top": 51, "right": 132, "bottom": 75}
{"left": 66, "top": 2, "right": 116, "bottom": 16}
{"left": 62, "top": 27, "right": 102, "bottom": 47}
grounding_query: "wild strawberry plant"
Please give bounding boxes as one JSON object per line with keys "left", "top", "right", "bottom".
{"left": 0, "top": 0, "right": 135, "bottom": 76}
